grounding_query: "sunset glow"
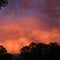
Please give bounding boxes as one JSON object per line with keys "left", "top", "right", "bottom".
{"left": 0, "top": 0, "right": 60, "bottom": 54}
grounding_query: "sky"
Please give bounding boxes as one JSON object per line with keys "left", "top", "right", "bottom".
{"left": 0, "top": 0, "right": 60, "bottom": 54}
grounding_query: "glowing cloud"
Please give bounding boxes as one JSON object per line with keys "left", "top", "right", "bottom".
{"left": 0, "top": 0, "right": 60, "bottom": 54}
{"left": 0, "top": 16, "right": 60, "bottom": 54}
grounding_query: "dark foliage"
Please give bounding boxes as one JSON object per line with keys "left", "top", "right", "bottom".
{"left": 0, "top": 45, "right": 13, "bottom": 60}
{"left": 20, "top": 42, "right": 60, "bottom": 60}
{"left": 0, "top": 42, "right": 60, "bottom": 60}
{"left": 0, "top": 45, "right": 7, "bottom": 54}
{"left": 0, "top": 0, "right": 8, "bottom": 9}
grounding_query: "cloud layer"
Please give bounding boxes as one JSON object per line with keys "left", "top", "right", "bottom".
{"left": 0, "top": 0, "right": 60, "bottom": 54}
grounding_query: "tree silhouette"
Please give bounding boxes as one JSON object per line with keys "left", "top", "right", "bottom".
{"left": 20, "top": 46, "right": 30, "bottom": 60}
{"left": 20, "top": 42, "right": 60, "bottom": 60}
{"left": 0, "top": 45, "right": 7, "bottom": 54}
{"left": 0, "top": 45, "right": 13, "bottom": 60}
{"left": 0, "top": 0, "right": 8, "bottom": 9}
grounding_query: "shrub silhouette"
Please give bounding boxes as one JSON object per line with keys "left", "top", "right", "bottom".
{"left": 20, "top": 42, "right": 60, "bottom": 60}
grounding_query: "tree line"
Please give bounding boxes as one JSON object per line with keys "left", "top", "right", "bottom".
{"left": 0, "top": 42, "right": 60, "bottom": 60}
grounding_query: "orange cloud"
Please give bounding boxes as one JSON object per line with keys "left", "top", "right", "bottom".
{"left": 0, "top": 15, "right": 60, "bottom": 54}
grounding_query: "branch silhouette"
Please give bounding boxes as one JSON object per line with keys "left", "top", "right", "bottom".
{"left": 0, "top": 0, "right": 8, "bottom": 9}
